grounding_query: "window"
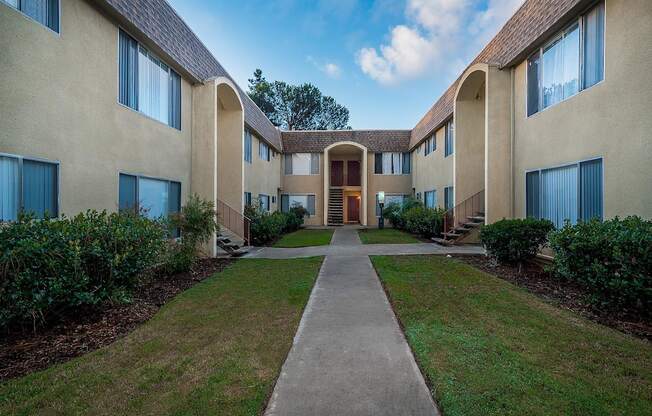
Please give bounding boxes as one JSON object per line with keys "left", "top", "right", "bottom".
{"left": 526, "top": 158, "right": 602, "bottom": 228}
{"left": 527, "top": 2, "right": 605, "bottom": 116}
{"left": 281, "top": 194, "right": 316, "bottom": 216}
{"left": 424, "top": 190, "right": 437, "bottom": 209}
{"left": 118, "top": 30, "right": 181, "bottom": 129}
{"left": 2, "top": 0, "right": 59, "bottom": 32}
{"left": 0, "top": 154, "right": 58, "bottom": 221}
{"left": 244, "top": 191, "right": 252, "bottom": 207}
{"left": 244, "top": 130, "right": 252, "bottom": 163}
{"left": 445, "top": 119, "right": 454, "bottom": 157}
{"left": 259, "top": 194, "right": 270, "bottom": 212}
{"left": 444, "top": 186, "right": 454, "bottom": 210}
{"left": 119, "top": 173, "right": 181, "bottom": 220}
{"left": 374, "top": 152, "right": 410, "bottom": 175}
{"left": 376, "top": 194, "right": 406, "bottom": 216}
{"left": 424, "top": 134, "right": 436, "bottom": 155}
{"left": 259, "top": 141, "right": 271, "bottom": 161}
{"left": 285, "top": 153, "right": 319, "bottom": 175}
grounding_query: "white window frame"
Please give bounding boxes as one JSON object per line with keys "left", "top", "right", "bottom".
{"left": 282, "top": 193, "right": 316, "bottom": 216}
{"left": 0, "top": 152, "right": 61, "bottom": 221}
{"left": 117, "top": 171, "right": 181, "bottom": 217}
{"left": 526, "top": 1, "right": 606, "bottom": 118}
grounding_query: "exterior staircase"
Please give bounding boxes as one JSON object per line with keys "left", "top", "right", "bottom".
{"left": 432, "top": 189, "right": 485, "bottom": 246}
{"left": 215, "top": 199, "right": 251, "bottom": 257}
{"left": 216, "top": 232, "right": 248, "bottom": 257}
{"left": 327, "top": 188, "right": 344, "bottom": 225}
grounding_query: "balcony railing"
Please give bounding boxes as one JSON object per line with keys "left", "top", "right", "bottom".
{"left": 443, "top": 189, "right": 485, "bottom": 236}
{"left": 216, "top": 199, "right": 251, "bottom": 246}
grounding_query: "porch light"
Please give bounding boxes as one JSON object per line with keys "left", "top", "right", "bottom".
{"left": 378, "top": 191, "right": 385, "bottom": 205}
{"left": 378, "top": 191, "right": 385, "bottom": 229}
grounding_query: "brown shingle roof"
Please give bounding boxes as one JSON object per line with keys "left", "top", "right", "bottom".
{"left": 410, "top": 0, "right": 588, "bottom": 148}
{"left": 98, "top": 0, "right": 282, "bottom": 151}
{"left": 281, "top": 130, "right": 411, "bottom": 153}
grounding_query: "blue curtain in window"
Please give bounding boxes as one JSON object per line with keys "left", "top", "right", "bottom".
{"left": 169, "top": 71, "right": 181, "bottom": 130}
{"left": 526, "top": 171, "right": 540, "bottom": 218}
{"left": 541, "top": 164, "right": 578, "bottom": 228}
{"left": 23, "top": 160, "right": 58, "bottom": 218}
{"left": 527, "top": 52, "right": 540, "bottom": 116}
{"left": 580, "top": 159, "right": 603, "bottom": 221}
{"left": 0, "top": 156, "right": 20, "bottom": 221}
{"left": 281, "top": 195, "right": 289, "bottom": 212}
{"left": 583, "top": 2, "right": 605, "bottom": 89}
{"left": 445, "top": 186, "right": 454, "bottom": 210}
{"left": 119, "top": 30, "right": 139, "bottom": 109}
{"left": 21, "top": 0, "right": 59, "bottom": 32}
{"left": 402, "top": 152, "right": 411, "bottom": 174}
{"left": 307, "top": 195, "right": 316, "bottom": 216}
{"left": 138, "top": 177, "right": 169, "bottom": 219}
{"left": 119, "top": 174, "right": 137, "bottom": 212}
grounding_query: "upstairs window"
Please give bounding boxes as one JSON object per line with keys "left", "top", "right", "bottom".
{"left": 244, "top": 191, "right": 252, "bottom": 207}
{"left": 374, "top": 152, "right": 410, "bottom": 175}
{"left": 118, "top": 30, "right": 181, "bottom": 129}
{"left": 0, "top": 154, "right": 59, "bottom": 221}
{"left": 527, "top": 2, "right": 604, "bottom": 116}
{"left": 259, "top": 141, "right": 271, "bottom": 161}
{"left": 285, "top": 153, "right": 319, "bottom": 175}
{"left": 444, "top": 119, "right": 454, "bottom": 157}
{"left": 3, "top": 0, "right": 59, "bottom": 32}
{"left": 244, "top": 130, "right": 252, "bottom": 163}
{"left": 424, "top": 134, "right": 436, "bottom": 155}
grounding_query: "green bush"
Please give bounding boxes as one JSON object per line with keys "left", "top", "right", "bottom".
{"left": 166, "top": 195, "right": 218, "bottom": 273}
{"left": 403, "top": 206, "right": 445, "bottom": 238}
{"left": 0, "top": 211, "right": 166, "bottom": 330}
{"left": 383, "top": 203, "right": 405, "bottom": 229}
{"left": 244, "top": 203, "right": 307, "bottom": 246}
{"left": 480, "top": 218, "right": 554, "bottom": 270}
{"left": 549, "top": 216, "right": 652, "bottom": 313}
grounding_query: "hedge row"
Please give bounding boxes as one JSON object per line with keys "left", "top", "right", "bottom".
{"left": 244, "top": 204, "right": 308, "bottom": 246}
{"left": 383, "top": 197, "right": 445, "bottom": 238}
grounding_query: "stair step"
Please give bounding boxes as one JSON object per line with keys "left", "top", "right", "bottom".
{"left": 432, "top": 237, "right": 453, "bottom": 246}
{"left": 462, "top": 221, "right": 482, "bottom": 227}
{"left": 467, "top": 216, "right": 485, "bottom": 222}
{"left": 443, "top": 232, "right": 461, "bottom": 238}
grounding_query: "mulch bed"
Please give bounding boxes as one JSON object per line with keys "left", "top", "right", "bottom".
{"left": 451, "top": 254, "right": 651, "bottom": 341}
{"left": 0, "top": 258, "right": 234, "bottom": 382}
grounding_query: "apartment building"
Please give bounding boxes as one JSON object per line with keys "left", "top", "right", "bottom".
{"left": 1, "top": 0, "right": 650, "bottom": 249}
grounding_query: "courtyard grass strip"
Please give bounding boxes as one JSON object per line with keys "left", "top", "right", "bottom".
{"left": 273, "top": 229, "right": 334, "bottom": 247}
{"left": 358, "top": 228, "right": 420, "bottom": 244}
{"left": 371, "top": 255, "right": 652, "bottom": 416}
{"left": 0, "top": 257, "right": 324, "bottom": 416}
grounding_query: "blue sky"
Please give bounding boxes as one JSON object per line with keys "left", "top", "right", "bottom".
{"left": 167, "top": 0, "right": 523, "bottom": 129}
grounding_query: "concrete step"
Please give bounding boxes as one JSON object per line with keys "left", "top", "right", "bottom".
{"left": 432, "top": 237, "right": 453, "bottom": 246}
{"left": 467, "top": 216, "right": 485, "bottom": 222}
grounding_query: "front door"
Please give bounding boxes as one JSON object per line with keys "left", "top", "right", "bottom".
{"left": 347, "top": 196, "right": 360, "bottom": 223}
{"left": 331, "top": 161, "right": 343, "bottom": 186}
{"left": 347, "top": 160, "right": 361, "bottom": 186}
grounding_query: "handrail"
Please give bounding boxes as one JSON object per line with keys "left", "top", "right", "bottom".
{"left": 443, "top": 189, "right": 485, "bottom": 238}
{"left": 215, "top": 199, "right": 251, "bottom": 246}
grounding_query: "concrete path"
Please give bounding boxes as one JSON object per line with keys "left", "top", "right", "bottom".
{"left": 264, "top": 228, "right": 441, "bottom": 416}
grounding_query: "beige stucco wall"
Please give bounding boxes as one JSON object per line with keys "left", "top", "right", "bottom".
{"left": 367, "top": 153, "right": 412, "bottom": 227}
{"left": 411, "top": 125, "right": 453, "bottom": 208}
{"left": 0, "top": 0, "right": 192, "bottom": 215}
{"left": 281, "top": 154, "right": 324, "bottom": 226}
{"left": 512, "top": 0, "right": 652, "bottom": 221}
{"left": 244, "top": 132, "right": 281, "bottom": 211}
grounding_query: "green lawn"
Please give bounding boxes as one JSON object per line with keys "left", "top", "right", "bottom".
{"left": 371, "top": 255, "right": 652, "bottom": 416}
{"left": 0, "top": 257, "right": 323, "bottom": 416}
{"left": 273, "top": 229, "right": 334, "bottom": 247}
{"left": 358, "top": 228, "right": 420, "bottom": 244}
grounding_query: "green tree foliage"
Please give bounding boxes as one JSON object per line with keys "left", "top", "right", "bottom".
{"left": 247, "top": 69, "right": 350, "bottom": 130}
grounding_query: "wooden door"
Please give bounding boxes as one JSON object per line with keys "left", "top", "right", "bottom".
{"left": 347, "top": 196, "right": 360, "bottom": 222}
{"left": 347, "top": 160, "right": 361, "bottom": 186}
{"left": 331, "top": 161, "right": 343, "bottom": 186}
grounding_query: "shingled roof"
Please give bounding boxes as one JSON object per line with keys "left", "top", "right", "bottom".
{"left": 98, "top": 0, "right": 282, "bottom": 151}
{"left": 281, "top": 130, "right": 412, "bottom": 153}
{"left": 410, "top": 0, "right": 587, "bottom": 148}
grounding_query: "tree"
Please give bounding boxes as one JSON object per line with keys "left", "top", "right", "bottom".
{"left": 247, "top": 69, "right": 350, "bottom": 130}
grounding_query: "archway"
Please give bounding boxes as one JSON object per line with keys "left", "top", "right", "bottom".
{"left": 323, "top": 141, "right": 368, "bottom": 226}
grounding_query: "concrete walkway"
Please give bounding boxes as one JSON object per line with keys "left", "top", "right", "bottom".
{"left": 264, "top": 228, "right": 441, "bottom": 416}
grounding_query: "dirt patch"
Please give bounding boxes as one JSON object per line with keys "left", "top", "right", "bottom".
{"left": 451, "top": 254, "right": 651, "bottom": 341}
{"left": 0, "top": 258, "right": 234, "bottom": 382}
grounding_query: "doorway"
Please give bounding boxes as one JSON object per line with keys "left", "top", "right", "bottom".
{"left": 346, "top": 195, "right": 360, "bottom": 223}
{"left": 331, "top": 161, "right": 344, "bottom": 186}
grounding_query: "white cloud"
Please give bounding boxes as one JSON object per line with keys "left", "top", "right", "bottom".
{"left": 356, "top": 0, "right": 524, "bottom": 85}
{"left": 307, "top": 56, "right": 343, "bottom": 79}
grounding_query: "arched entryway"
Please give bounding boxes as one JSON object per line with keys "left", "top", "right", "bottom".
{"left": 323, "top": 142, "right": 368, "bottom": 226}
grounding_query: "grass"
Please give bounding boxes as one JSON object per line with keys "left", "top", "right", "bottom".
{"left": 273, "top": 229, "right": 334, "bottom": 247}
{"left": 0, "top": 257, "right": 323, "bottom": 416}
{"left": 358, "top": 228, "right": 420, "bottom": 244}
{"left": 371, "top": 255, "right": 652, "bottom": 416}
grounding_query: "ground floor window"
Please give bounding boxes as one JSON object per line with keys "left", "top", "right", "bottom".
{"left": 0, "top": 154, "right": 58, "bottom": 221}
{"left": 424, "top": 190, "right": 437, "bottom": 208}
{"left": 526, "top": 158, "right": 602, "bottom": 228}
{"left": 119, "top": 173, "right": 181, "bottom": 220}
{"left": 376, "top": 193, "right": 406, "bottom": 216}
{"left": 259, "top": 194, "right": 270, "bottom": 212}
{"left": 444, "top": 186, "right": 454, "bottom": 210}
{"left": 281, "top": 194, "right": 316, "bottom": 216}
{"left": 244, "top": 191, "right": 252, "bottom": 207}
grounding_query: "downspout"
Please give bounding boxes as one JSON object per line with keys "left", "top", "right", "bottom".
{"left": 510, "top": 67, "right": 515, "bottom": 219}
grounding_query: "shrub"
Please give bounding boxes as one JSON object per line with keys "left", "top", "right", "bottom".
{"left": 166, "top": 195, "right": 218, "bottom": 273}
{"left": 382, "top": 197, "right": 422, "bottom": 230}
{"left": 244, "top": 203, "right": 307, "bottom": 246}
{"left": 403, "top": 206, "right": 445, "bottom": 238}
{"left": 480, "top": 218, "right": 554, "bottom": 271}
{"left": 0, "top": 211, "right": 166, "bottom": 331}
{"left": 549, "top": 216, "right": 652, "bottom": 313}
